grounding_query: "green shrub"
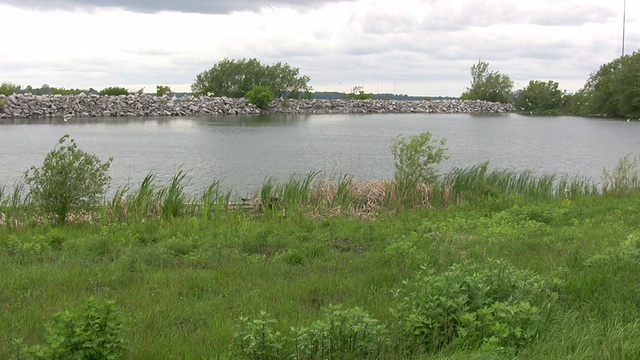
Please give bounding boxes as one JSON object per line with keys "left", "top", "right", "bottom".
{"left": 392, "top": 260, "right": 557, "bottom": 354}
{"left": 391, "top": 132, "right": 448, "bottom": 202}
{"left": 99, "top": 87, "right": 130, "bottom": 96}
{"left": 246, "top": 85, "right": 275, "bottom": 109}
{"left": 24, "top": 134, "right": 112, "bottom": 224}
{"left": 0, "top": 81, "right": 21, "bottom": 95}
{"left": 25, "top": 298, "right": 126, "bottom": 359}
{"left": 291, "top": 305, "right": 390, "bottom": 359}
{"left": 156, "top": 85, "right": 172, "bottom": 97}
{"left": 233, "top": 311, "right": 285, "bottom": 360}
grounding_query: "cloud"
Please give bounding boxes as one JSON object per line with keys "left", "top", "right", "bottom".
{"left": 0, "top": 0, "right": 351, "bottom": 14}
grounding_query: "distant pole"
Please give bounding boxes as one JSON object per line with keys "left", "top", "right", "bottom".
{"left": 622, "top": 0, "right": 626, "bottom": 57}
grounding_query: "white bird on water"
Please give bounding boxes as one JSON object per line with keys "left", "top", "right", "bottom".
{"left": 63, "top": 115, "right": 71, "bottom": 122}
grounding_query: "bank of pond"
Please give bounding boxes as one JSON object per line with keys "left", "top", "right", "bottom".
{"left": 1, "top": 159, "right": 640, "bottom": 359}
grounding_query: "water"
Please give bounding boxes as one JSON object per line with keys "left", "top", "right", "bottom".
{"left": 1, "top": 113, "right": 639, "bottom": 195}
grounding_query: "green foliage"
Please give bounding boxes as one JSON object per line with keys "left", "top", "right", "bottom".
{"left": 601, "top": 154, "right": 640, "bottom": 195}
{"left": 392, "top": 260, "right": 556, "bottom": 353}
{"left": 346, "top": 85, "right": 373, "bottom": 100}
{"left": 233, "top": 306, "right": 389, "bottom": 359}
{"left": 515, "top": 80, "right": 564, "bottom": 114}
{"left": 233, "top": 311, "right": 285, "bottom": 360}
{"left": 460, "top": 60, "right": 514, "bottom": 103}
{"left": 25, "top": 298, "right": 126, "bottom": 360}
{"left": 0, "top": 81, "right": 21, "bottom": 95}
{"left": 391, "top": 131, "right": 448, "bottom": 188}
{"left": 245, "top": 84, "right": 275, "bottom": 109}
{"left": 99, "top": 87, "right": 130, "bottom": 96}
{"left": 291, "top": 305, "right": 390, "bottom": 359}
{"left": 23, "top": 135, "right": 112, "bottom": 224}
{"left": 191, "top": 58, "right": 311, "bottom": 98}
{"left": 156, "top": 85, "right": 172, "bottom": 97}
{"left": 579, "top": 51, "right": 640, "bottom": 118}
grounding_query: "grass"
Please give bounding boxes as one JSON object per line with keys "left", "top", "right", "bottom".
{"left": 2, "top": 158, "right": 640, "bottom": 358}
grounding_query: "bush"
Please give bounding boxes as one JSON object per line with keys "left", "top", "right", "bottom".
{"left": 246, "top": 85, "right": 275, "bottom": 109}
{"left": 99, "top": 87, "right": 130, "bottom": 96}
{"left": 391, "top": 131, "right": 448, "bottom": 189}
{"left": 25, "top": 298, "right": 126, "bottom": 359}
{"left": 156, "top": 85, "right": 172, "bottom": 97}
{"left": 24, "top": 135, "right": 112, "bottom": 224}
{"left": 392, "top": 260, "right": 557, "bottom": 354}
{"left": 0, "top": 81, "right": 21, "bottom": 95}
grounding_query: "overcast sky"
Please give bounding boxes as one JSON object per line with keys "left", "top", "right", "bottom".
{"left": 0, "top": 0, "right": 637, "bottom": 96}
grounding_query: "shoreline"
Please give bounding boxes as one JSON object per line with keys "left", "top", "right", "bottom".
{"left": 0, "top": 93, "right": 513, "bottom": 119}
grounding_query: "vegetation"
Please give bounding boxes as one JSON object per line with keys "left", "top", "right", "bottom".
{"left": 4, "top": 133, "right": 640, "bottom": 358}
{"left": 156, "top": 85, "right": 172, "bottom": 97}
{"left": 346, "top": 85, "right": 373, "bottom": 100}
{"left": 99, "top": 87, "right": 130, "bottom": 96}
{"left": 23, "top": 135, "right": 112, "bottom": 225}
{"left": 245, "top": 84, "right": 275, "bottom": 109}
{"left": 191, "top": 58, "right": 311, "bottom": 99}
{"left": 460, "top": 60, "right": 514, "bottom": 103}
{"left": 514, "top": 80, "right": 564, "bottom": 114}
{"left": 0, "top": 82, "right": 21, "bottom": 95}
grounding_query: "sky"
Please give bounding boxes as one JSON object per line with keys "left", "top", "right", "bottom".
{"left": 0, "top": 0, "right": 637, "bottom": 96}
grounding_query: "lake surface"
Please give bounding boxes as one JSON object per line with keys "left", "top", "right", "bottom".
{"left": 1, "top": 113, "right": 639, "bottom": 196}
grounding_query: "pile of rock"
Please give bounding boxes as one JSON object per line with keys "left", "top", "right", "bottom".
{"left": 0, "top": 93, "right": 513, "bottom": 119}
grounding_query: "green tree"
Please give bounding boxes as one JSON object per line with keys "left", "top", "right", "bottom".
{"left": 99, "top": 86, "right": 130, "bottom": 96}
{"left": 156, "top": 85, "right": 172, "bottom": 97}
{"left": 191, "top": 58, "right": 311, "bottom": 98}
{"left": 460, "top": 60, "right": 514, "bottom": 103}
{"left": 346, "top": 85, "right": 373, "bottom": 100}
{"left": 24, "top": 135, "right": 112, "bottom": 224}
{"left": 391, "top": 132, "right": 448, "bottom": 188}
{"left": 0, "top": 82, "right": 21, "bottom": 95}
{"left": 246, "top": 84, "right": 275, "bottom": 109}
{"left": 579, "top": 51, "right": 640, "bottom": 118}
{"left": 515, "top": 80, "right": 564, "bottom": 113}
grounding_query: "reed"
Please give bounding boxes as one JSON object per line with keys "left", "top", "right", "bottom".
{"left": 198, "top": 180, "right": 232, "bottom": 219}
{"left": 158, "top": 170, "right": 189, "bottom": 219}
{"left": 127, "top": 173, "right": 160, "bottom": 221}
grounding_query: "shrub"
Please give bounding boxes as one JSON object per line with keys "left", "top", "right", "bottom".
{"left": 25, "top": 298, "right": 126, "bottom": 359}
{"left": 391, "top": 131, "right": 448, "bottom": 192}
{"left": 0, "top": 81, "right": 21, "bottom": 95}
{"left": 156, "top": 85, "right": 172, "bottom": 97}
{"left": 392, "top": 260, "right": 557, "bottom": 354}
{"left": 233, "top": 311, "right": 285, "bottom": 360}
{"left": 99, "top": 86, "right": 130, "bottom": 96}
{"left": 246, "top": 85, "right": 275, "bottom": 109}
{"left": 24, "top": 135, "right": 112, "bottom": 224}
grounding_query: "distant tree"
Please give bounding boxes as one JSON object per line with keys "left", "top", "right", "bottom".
{"left": 156, "top": 85, "right": 172, "bottom": 97}
{"left": 0, "top": 82, "right": 22, "bottom": 95}
{"left": 245, "top": 84, "right": 275, "bottom": 109}
{"left": 191, "top": 58, "right": 311, "bottom": 99}
{"left": 99, "top": 87, "right": 130, "bottom": 96}
{"left": 346, "top": 85, "right": 373, "bottom": 100}
{"left": 579, "top": 51, "right": 640, "bottom": 118}
{"left": 460, "top": 60, "right": 514, "bottom": 103}
{"left": 515, "top": 80, "right": 564, "bottom": 114}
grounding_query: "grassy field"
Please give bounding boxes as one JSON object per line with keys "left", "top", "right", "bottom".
{"left": 2, "top": 165, "right": 640, "bottom": 359}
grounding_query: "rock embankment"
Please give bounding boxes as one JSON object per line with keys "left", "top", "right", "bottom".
{"left": 0, "top": 93, "right": 513, "bottom": 119}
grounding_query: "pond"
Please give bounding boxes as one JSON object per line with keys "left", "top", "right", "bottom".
{"left": 1, "top": 113, "right": 638, "bottom": 196}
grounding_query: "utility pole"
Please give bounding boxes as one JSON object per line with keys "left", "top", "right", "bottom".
{"left": 622, "top": 0, "right": 626, "bottom": 57}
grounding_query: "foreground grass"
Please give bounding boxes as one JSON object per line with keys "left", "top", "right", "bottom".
{"left": 1, "top": 189, "right": 640, "bottom": 359}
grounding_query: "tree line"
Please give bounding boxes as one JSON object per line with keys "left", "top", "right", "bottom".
{"left": 461, "top": 50, "right": 640, "bottom": 119}
{"left": 1, "top": 51, "right": 639, "bottom": 117}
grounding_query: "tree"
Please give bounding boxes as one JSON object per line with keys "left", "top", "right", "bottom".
{"left": 515, "top": 80, "right": 564, "bottom": 114}
{"left": 191, "top": 58, "right": 311, "bottom": 98}
{"left": 346, "top": 85, "right": 373, "bottom": 100}
{"left": 579, "top": 51, "right": 640, "bottom": 118}
{"left": 391, "top": 131, "right": 448, "bottom": 188}
{"left": 24, "top": 135, "right": 112, "bottom": 224}
{"left": 0, "top": 82, "right": 22, "bottom": 95}
{"left": 99, "top": 86, "right": 130, "bottom": 96}
{"left": 460, "top": 60, "right": 514, "bottom": 103}
{"left": 245, "top": 85, "right": 275, "bottom": 109}
{"left": 156, "top": 85, "right": 172, "bottom": 97}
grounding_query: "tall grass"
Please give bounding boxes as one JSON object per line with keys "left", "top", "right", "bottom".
{"left": 158, "top": 170, "right": 189, "bottom": 219}
{"left": 198, "top": 180, "right": 232, "bottom": 219}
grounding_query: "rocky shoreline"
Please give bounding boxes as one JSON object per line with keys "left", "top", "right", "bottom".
{"left": 0, "top": 93, "right": 513, "bottom": 119}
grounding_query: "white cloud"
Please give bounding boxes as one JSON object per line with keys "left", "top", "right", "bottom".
{"left": 0, "top": 0, "right": 637, "bottom": 96}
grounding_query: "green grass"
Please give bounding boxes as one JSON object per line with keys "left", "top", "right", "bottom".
{"left": 2, "top": 158, "right": 640, "bottom": 358}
